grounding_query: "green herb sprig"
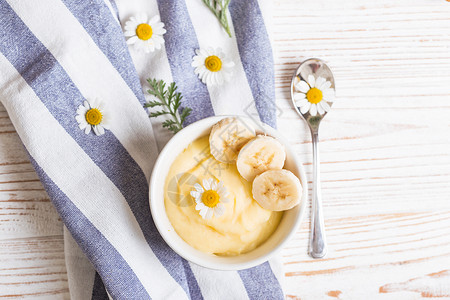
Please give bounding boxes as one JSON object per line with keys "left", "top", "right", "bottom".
{"left": 144, "top": 79, "right": 191, "bottom": 134}
{"left": 202, "top": 0, "right": 232, "bottom": 37}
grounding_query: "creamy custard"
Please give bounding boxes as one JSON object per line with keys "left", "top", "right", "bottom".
{"left": 164, "top": 135, "right": 283, "bottom": 256}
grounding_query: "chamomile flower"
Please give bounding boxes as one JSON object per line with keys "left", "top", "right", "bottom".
{"left": 76, "top": 98, "right": 110, "bottom": 136}
{"left": 190, "top": 178, "right": 230, "bottom": 219}
{"left": 192, "top": 47, "right": 234, "bottom": 86}
{"left": 293, "top": 75, "right": 335, "bottom": 116}
{"left": 123, "top": 13, "right": 166, "bottom": 53}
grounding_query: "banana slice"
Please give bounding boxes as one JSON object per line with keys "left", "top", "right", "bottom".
{"left": 252, "top": 169, "right": 302, "bottom": 211}
{"left": 209, "top": 117, "right": 256, "bottom": 163}
{"left": 236, "top": 135, "right": 286, "bottom": 181}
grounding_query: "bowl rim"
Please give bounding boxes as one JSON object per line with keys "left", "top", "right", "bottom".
{"left": 149, "top": 115, "right": 307, "bottom": 270}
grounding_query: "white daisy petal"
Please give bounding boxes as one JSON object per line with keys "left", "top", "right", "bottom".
{"left": 84, "top": 125, "right": 91, "bottom": 135}
{"left": 133, "top": 41, "right": 144, "bottom": 52}
{"left": 190, "top": 191, "right": 200, "bottom": 199}
{"left": 96, "top": 100, "right": 105, "bottom": 111}
{"left": 194, "top": 183, "right": 204, "bottom": 193}
{"left": 214, "top": 203, "right": 225, "bottom": 217}
{"left": 153, "top": 35, "right": 164, "bottom": 45}
{"left": 226, "top": 60, "right": 235, "bottom": 68}
{"left": 317, "top": 102, "right": 325, "bottom": 115}
{"left": 127, "top": 36, "right": 139, "bottom": 45}
{"left": 293, "top": 92, "right": 306, "bottom": 101}
{"left": 77, "top": 106, "right": 87, "bottom": 115}
{"left": 322, "top": 89, "right": 335, "bottom": 102}
{"left": 216, "top": 73, "right": 224, "bottom": 86}
{"left": 199, "top": 208, "right": 208, "bottom": 219}
{"left": 205, "top": 209, "right": 213, "bottom": 220}
{"left": 97, "top": 125, "right": 105, "bottom": 136}
{"left": 295, "top": 81, "right": 310, "bottom": 93}
{"left": 124, "top": 23, "right": 135, "bottom": 32}
{"left": 149, "top": 15, "right": 159, "bottom": 25}
{"left": 153, "top": 28, "right": 166, "bottom": 36}
{"left": 124, "top": 30, "right": 136, "bottom": 37}
{"left": 191, "top": 59, "right": 202, "bottom": 68}
{"left": 314, "top": 76, "right": 326, "bottom": 89}
{"left": 194, "top": 65, "right": 206, "bottom": 75}
{"left": 310, "top": 104, "right": 318, "bottom": 116}
{"left": 307, "top": 75, "right": 315, "bottom": 88}
{"left": 199, "top": 48, "right": 208, "bottom": 57}
{"left": 212, "top": 72, "right": 219, "bottom": 86}
{"left": 195, "top": 202, "right": 206, "bottom": 211}
{"left": 78, "top": 122, "right": 87, "bottom": 130}
{"left": 202, "top": 179, "right": 211, "bottom": 190}
{"left": 218, "top": 187, "right": 228, "bottom": 198}
{"left": 152, "top": 22, "right": 164, "bottom": 30}
{"left": 90, "top": 98, "right": 99, "bottom": 108}
{"left": 210, "top": 180, "right": 218, "bottom": 190}
{"left": 320, "top": 100, "right": 331, "bottom": 112}
{"left": 203, "top": 71, "right": 211, "bottom": 85}
{"left": 295, "top": 98, "right": 308, "bottom": 107}
{"left": 217, "top": 188, "right": 226, "bottom": 196}
{"left": 75, "top": 115, "right": 85, "bottom": 124}
{"left": 319, "top": 80, "right": 332, "bottom": 90}
{"left": 137, "top": 13, "right": 147, "bottom": 24}
{"left": 300, "top": 102, "right": 311, "bottom": 114}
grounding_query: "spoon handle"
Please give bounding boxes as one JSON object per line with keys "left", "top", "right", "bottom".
{"left": 309, "top": 130, "right": 327, "bottom": 258}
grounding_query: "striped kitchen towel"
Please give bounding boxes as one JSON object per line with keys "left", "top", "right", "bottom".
{"left": 0, "top": 0, "right": 284, "bottom": 299}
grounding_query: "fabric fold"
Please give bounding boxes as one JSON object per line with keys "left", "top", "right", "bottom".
{"left": 0, "top": 0, "right": 285, "bottom": 298}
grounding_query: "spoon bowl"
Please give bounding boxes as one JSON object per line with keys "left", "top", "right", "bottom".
{"left": 290, "top": 58, "right": 335, "bottom": 130}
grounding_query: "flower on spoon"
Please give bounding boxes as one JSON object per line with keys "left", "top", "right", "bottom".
{"left": 192, "top": 47, "right": 235, "bottom": 86}
{"left": 190, "top": 178, "right": 230, "bottom": 219}
{"left": 293, "top": 75, "right": 335, "bottom": 116}
{"left": 123, "top": 13, "right": 166, "bottom": 53}
{"left": 76, "top": 98, "right": 110, "bottom": 136}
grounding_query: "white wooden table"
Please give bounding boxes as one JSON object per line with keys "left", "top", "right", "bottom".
{"left": 1, "top": 0, "right": 450, "bottom": 298}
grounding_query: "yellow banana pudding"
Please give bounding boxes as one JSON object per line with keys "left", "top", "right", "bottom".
{"left": 164, "top": 135, "right": 283, "bottom": 256}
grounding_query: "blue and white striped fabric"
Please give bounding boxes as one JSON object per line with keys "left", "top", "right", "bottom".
{"left": 0, "top": 0, "right": 284, "bottom": 299}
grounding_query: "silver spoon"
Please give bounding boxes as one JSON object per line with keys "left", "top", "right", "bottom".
{"left": 290, "top": 58, "right": 335, "bottom": 259}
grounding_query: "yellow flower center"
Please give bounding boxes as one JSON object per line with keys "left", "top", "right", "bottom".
{"left": 85, "top": 108, "right": 103, "bottom": 126}
{"left": 204, "top": 55, "right": 222, "bottom": 72}
{"left": 306, "top": 87, "right": 323, "bottom": 104}
{"left": 202, "top": 190, "right": 220, "bottom": 208}
{"left": 136, "top": 23, "right": 153, "bottom": 40}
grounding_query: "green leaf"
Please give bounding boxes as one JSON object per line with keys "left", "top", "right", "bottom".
{"left": 149, "top": 110, "right": 170, "bottom": 118}
{"left": 144, "top": 100, "right": 164, "bottom": 108}
{"left": 144, "top": 78, "right": 192, "bottom": 134}
{"left": 202, "top": 0, "right": 232, "bottom": 37}
{"left": 162, "top": 119, "right": 176, "bottom": 127}
{"left": 180, "top": 107, "right": 192, "bottom": 125}
{"left": 173, "top": 93, "right": 182, "bottom": 111}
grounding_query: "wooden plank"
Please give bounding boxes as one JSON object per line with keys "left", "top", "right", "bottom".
{"left": 273, "top": 0, "right": 450, "bottom": 299}
{"left": 0, "top": 236, "right": 69, "bottom": 299}
{"left": 0, "top": 103, "right": 67, "bottom": 298}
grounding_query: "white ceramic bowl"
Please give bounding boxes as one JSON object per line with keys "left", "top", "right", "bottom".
{"left": 149, "top": 116, "right": 307, "bottom": 270}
